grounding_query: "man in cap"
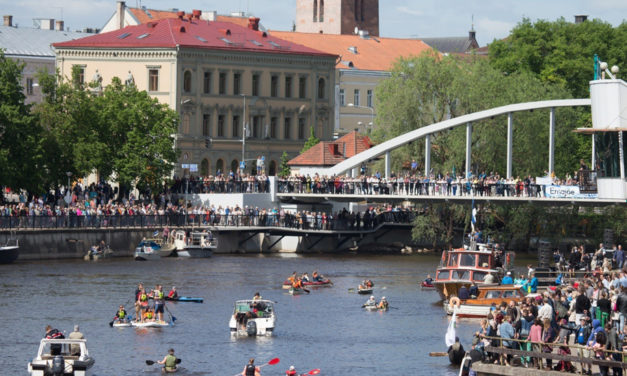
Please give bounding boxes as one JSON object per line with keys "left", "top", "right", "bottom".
{"left": 501, "top": 271, "right": 513, "bottom": 285}
{"left": 68, "top": 324, "right": 84, "bottom": 355}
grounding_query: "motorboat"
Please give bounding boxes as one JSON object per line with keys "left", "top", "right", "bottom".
{"left": 444, "top": 285, "right": 537, "bottom": 318}
{"left": 134, "top": 239, "right": 161, "bottom": 261}
{"left": 28, "top": 338, "right": 95, "bottom": 376}
{"left": 178, "top": 231, "right": 217, "bottom": 258}
{"left": 433, "top": 238, "right": 515, "bottom": 301}
{"left": 0, "top": 234, "right": 19, "bottom": 264}
{"left": 83, "top": 244, "right": 113, "bottom": 261}
{"left": 229, "top": 299, "right": 276, "bottom": 336}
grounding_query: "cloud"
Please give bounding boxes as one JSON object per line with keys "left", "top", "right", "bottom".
{"left": 396, "top": 6, "right": 423, "bottom": 17}
{"left": 476, "top": 17, "right": 516, "bottom": 42}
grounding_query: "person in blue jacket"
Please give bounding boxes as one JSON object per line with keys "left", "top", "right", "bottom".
{"left": 501, "top": 271, "right": 513, "bottom": 285}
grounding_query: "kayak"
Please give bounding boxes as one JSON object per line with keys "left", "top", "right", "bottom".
{"left": 357, "top": 287, "right": 373, "bottom": 295}
{"left": 282, "top": 279, "right": 333, "bottom": 289}
{"left": 165, "top": 296, "right": 204, "bottom": 303}
{"left": 421, "top": 281, "right": 435, "bottom": 290}
{"left": 131, "top": 320, "right": 172, "bottom": 328}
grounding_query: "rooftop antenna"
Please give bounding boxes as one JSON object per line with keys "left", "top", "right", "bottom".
{"left": 471, "top": 14, "right": 474, "bottom": 31}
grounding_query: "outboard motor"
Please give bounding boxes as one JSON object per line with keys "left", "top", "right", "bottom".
{"left": 246, "top": 320, "right": 257, "bottom": 336}
{"left": 50, "top": 355, "right": 65, "bottom": 376}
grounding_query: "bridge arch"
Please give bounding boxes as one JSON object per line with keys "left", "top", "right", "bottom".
{"left": 323, "top": 99, "right": 591, "bottom": 178}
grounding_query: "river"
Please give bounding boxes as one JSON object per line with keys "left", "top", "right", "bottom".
{"left": 0, "top": 254, "right": 479, "bottom": 375}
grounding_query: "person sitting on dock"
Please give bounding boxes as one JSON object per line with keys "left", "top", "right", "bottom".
{"left": 167, "top": 286, "right": 178, "bottom": 299}
{"left": 458, "top": 286, "right": 470, "bottom": 300}
{"left": 501, "top": 271, "right": 513, "bottom": 285}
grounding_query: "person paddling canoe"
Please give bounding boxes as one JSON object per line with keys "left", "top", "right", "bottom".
{"left": 158, "top": 348, "right": 178, "bottom": 373}
{"left": 242, "top": 358, "right": 261, "bottom": 376}
{"left": 167, "top": 286, "right": 178, "bottom": 299}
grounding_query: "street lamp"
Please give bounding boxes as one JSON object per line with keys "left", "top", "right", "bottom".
{"left": 347, "top": 103, "right": 375, "bottom": 132}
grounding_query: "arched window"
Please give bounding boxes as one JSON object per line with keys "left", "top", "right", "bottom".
{"left": 183, "top": 70, "right": 192, "bottom": 92}
{"left": 317, "top": 78, "right": 326, "bottom": 99}
{"left": 216, "top": 159, "right": 224, "bottom": 175}
{"left": 269, "top": 160, "right": 277, "bottom": 176}
{"left": 319, "top": 0, "right": 324, "bottom": 22}
{"left": 313, "top": 0, "right": 318, "bottom": 22}
{"left": 354, "top": 0, "right": 359, "bottom": 21}
{"left": 360, "top": 0, "right": 364, "bottom": 21}
{"left": 231, "top": 159, "right": 239, "bottom": 173}
{"left": 200, "top": 159, "right": 210, "bottom": 177}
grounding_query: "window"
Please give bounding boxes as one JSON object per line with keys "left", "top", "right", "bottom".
{"left": 313, "top": 0, "right": 318, "bottom": 22}
{"left": 317, "top": 78, "right": 325, "bottom": 99}
{"left": 472, "top": 272, "right": 486, "bottom": 281}
{"left": 217, "top": 115, "right": 225, "bottom": 137}
{"left": 595, "top": 132, "right": 625, "bottom": 178}
{"left": 367, "top": 89, "right": 373, "bottom": 108}
{"left": 216, "top": 159, "right": 224, "bottom": 174}
{"left": 219, "top": 72, "right": 227, "bottom": 95}
{"left": 285, "top": 76, "right": 292, "bottom": 98}
{"left": 183, "top": 70, "right": 192, "bottom": 92}
{"left": 447, "top": 253, "right": 458, "bottom": 267}
{"left": 437, "top": 270, "right": 449, "bottom": 280}
{"left": 271, "top": 75, "right": 278, "bottom": 97}
{"left": 451, "top": 270, "right": 470, "bottom": 280}
{"left": 460, "top": 254, "right": 476, "bottom": 267}
{"left": 76, "top": 66, "right": 85, "bottom": 85}
{"left": 354, "top": 89, "right": 360, "bottom": 106}
{"left": 26, "top": 78, "right": 34, "bottom": 95}
{"left": 354, "top": 0, "right": 359, "bottom": 21}
{"left": 252, "top": 74, "right": 260, "bottom": 96}
{"left": 203, "top": 71, "right": 211, "bottom": 94}
{"left": 202, "top": 114, "right": 211, "bottom": 137}
{"left": 319, "top": 0, "right": 324, "bottom": 21}
{"left": 299, "top": 76, "right": 307, "bottom": 98}
{"left": 502, "top": 291, "right": 517, "bottom": 298}
{"left": 284, "top": 117, "right": 291, "bottom": 139}
{"left": 232, "top": 115, "right": 240, "bottom": 138}
{"left": 149, "top": 69, "right": 159, "bottom": 91}
{"left": 270, "top": 117, "right": 278, "bottom": 138}
{"left": 478, "top": 254, "right": 490, "bottom": 268}
{"left": 339, "top": 89, "right": 345, "bottom": 106}
{"left": 298, "top": 118, "right": 306, "bottom": 140}
{"left": 233, "top": 72, "right": 241, "bottom": 95}
{"left": 252, "top": 116, "right": 261, "bottom": 138}
{"left": 485, "top": 291, "right": 502, "bottom": 299}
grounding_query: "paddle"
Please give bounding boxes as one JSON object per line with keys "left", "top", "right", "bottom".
{"left": 429, "top": 352, "right": 448, "bottom": 357}
{"left": 145, "top": 359, "right": 182, "bottom": 365}
{"left": 164, "top": 303, "right": 177, "bottom": 323}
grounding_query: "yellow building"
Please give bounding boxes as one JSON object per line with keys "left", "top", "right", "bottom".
{"left": 54, "top": 12, "right": 337, "bottom": 177}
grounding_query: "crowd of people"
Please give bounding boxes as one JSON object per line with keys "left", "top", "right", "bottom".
{"left": 466, "top": 254, "right": 627, "bottom": 375}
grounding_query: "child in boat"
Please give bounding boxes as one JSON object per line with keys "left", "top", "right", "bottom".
{"left": 114, "top": 305, "right": 129, "bottom": 323}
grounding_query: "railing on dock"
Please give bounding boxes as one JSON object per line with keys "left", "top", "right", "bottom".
{"left": 479, "top": 335, "right": 626, "bottom": 374}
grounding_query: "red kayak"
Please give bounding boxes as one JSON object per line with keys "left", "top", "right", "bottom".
{"left": 282, "top": 279, "right": 333, "bottom": 288}
{"left": 421, "top": 281, "right": 434, "bottom": 289}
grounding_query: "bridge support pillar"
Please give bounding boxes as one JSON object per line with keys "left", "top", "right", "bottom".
{"left": 465, "top": 122, "right": 472, "bottom": 178}
{"left": 425, "top": 135, "right": 431, "bottom": 176}
{"left": 507, "top": 112, "right": 513, "bottom": 179}
{"left": 385, "top": 152, "right": 391, "bottom": 179}
{"left": 549, "top": 107, "right": 555, "bottom": 176}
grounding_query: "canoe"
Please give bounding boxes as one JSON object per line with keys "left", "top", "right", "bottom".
{"left": 131, "top": 320, "right": 172, "bottom": 328}
{"left": 364, "top": 305, "right": 387, "bottom": 311}
{"left": 357, "top": 287, "right": 373, "bottom": 295}
{"left": 282, "top": 279, "right": 333, "bottom": 289}
{"left": 166, "top": 296, "right": 203, "bottom": 303}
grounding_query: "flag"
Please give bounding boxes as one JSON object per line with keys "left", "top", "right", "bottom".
{"left": 445, "top": 310, "right": 457, "bottom": 347}
{"left": 153, "top": 230, "right": 159, "bottom": 237}
{"left": 471, "top": 199, "right": 477, "bottom": 233}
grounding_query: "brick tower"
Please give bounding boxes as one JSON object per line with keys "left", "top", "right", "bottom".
{"left": 295, "top": 0, "right": 379, "bottom": 36}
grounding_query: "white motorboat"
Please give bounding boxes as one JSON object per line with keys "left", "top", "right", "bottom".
{"left": 134, "top": 239, "right": 161, "bottom": 261}
{"left": 28, "top": 338, "right": 95, "bottom": 376}
{"left": 0, "top": 234, "right": 19, "bottom": 264}
{"left": 178, "top": 231, "right": 217, "bottom": 258}
{"left": 229, "top": 299, "right": 276, "bottom": 336}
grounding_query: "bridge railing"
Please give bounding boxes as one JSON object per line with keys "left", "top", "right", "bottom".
{"left": 0, "top": 211, "right": 417, "bottom": 231}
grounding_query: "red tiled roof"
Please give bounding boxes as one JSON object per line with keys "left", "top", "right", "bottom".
{"left": 288, "top": 131, "right": 373, "bottom": 166}
{"left": 54, "top": 17, "right": 336, "bottom": 58}
{"left": 270, "top": 31, "right": 434, "bottom": 71}
{"left": 128, "top": 7, "right": 252, "bottom": 28}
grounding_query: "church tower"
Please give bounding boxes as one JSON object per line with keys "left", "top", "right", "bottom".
{"left": 295, "top": 0, "right": 379, "bottom": 36}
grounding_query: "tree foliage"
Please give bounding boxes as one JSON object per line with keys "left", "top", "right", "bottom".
{"left": 278, "top": 151, "right": 291, "bottom": 178}
{"left": 300, "top": 126, "right": 320, "bottom": 154}
{"left": 412, "top": 203, "right": 468, "bottom": 249}
{"left": 489, "top": 18, "right": 627, "bottom": 98}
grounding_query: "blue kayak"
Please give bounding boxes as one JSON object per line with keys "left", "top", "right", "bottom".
{"left": 165, "top": 296, "right": 203, "bottom": 303}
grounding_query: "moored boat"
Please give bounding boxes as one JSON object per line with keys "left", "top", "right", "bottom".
{"left": 229, "top": 299, "right": 276, "bottom": 336}
{"left": 443, "top": 285, "right": 535, "bottom": 318}
{"left": 83, "top": 244, "right": 113, "bottom": 261}
{"left": 0, "top": 235, "right": 19, "bottom": 264}
{"left": 134, "top": 239, "right": 161, "bottom": 261}
{"left": 28, "top": 338, "right": 95, "bottom": 376}
{"left": 433, "top": 239, "right": 515, "bottom": 301}
{"left": 178, "top": 231, "right": 216, "bottom": 258}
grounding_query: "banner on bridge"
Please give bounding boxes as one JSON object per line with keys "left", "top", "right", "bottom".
{"left": 544, "top": 185, "right": 598, "bottom": 199}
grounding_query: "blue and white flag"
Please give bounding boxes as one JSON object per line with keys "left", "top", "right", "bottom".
{"left": 471, "top": 199, "right": 477, "bottom": 232}
{"left": 153, "top": 230, "right": 159, "bottom": 237}
{"left": 445, "top": 311, "right": 457, "bottom": 347}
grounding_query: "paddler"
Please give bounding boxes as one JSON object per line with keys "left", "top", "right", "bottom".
{"left": 158, "top": 348, "right": 178, "bottom": 373}
{"left": 287, "top": 271, "right": 297, "bottom": 285}
{"left": 167, "top": 286, "right": 178, "bottom": 299}
{"left": 114, "top": 305, "right": 128, "bottom": 323}
{"left": 134, "top": 282, "right": 144, "bottom": 320}
{"left": 144, "top": 308, "right": 155, "bottom": 322}
{"left": 363, "top": 295, "right": 376, "bottom": 307}
{"left": 153, "top": 284, "right": 165, "bottom": 322}
{"left": 292, "top": 277, "right": 304, "bottom": 290}
{"left": 285, "top": 365, "right": 297, "bottom": 376}
{"left": 301, "top": 272, "right": 310, "bottom": 283}
{"left": 241, "top": 358, "right": 261, "bottom": 376}
{"left": 377, "top": 296, "right": 389, "bottom": 310}
{"left": 312, "top": 270, "right": 322, "bottom": 282}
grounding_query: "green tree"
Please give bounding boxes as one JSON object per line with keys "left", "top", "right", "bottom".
{"left": 0, "top": 51, "right": 45, "bottom": 193}
{"left": 278, "top": 151, "right": 291, "bottom": 178}
{"left": 489, "top": 18, "right": 627, "bottom": 98}
{"left": 300, "top": 126, "right": 320, "bottom": 154}
{"left": 412, "top": 203, "right": 467, "bottom": 249}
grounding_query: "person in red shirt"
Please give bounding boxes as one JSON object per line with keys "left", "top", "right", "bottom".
{"left": 286, "top": 365, "right": 297, "bottom": 376}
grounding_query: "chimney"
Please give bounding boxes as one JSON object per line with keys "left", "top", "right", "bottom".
{"left": 55, "top": 20, "right": 64, "bottom": 31}
{"left": 248, "top": 17, "right": 260, "bottom": 31}
{"left": 177, "top": 11, "right": 185, "bottom": 19}
{"left": 39, "top": 19, "right": 54, "bottom": 30}
{"left": 574, "top": 15, "right": 588, "bottom": 24}
{"left": 117, "top": 1, "right": 125, "bottom": 30}
{"left": 192, "top": 9, "right": 201, "bottom": 19}
{"left": 3, "top": 15, "right": 12, "bottom": 27}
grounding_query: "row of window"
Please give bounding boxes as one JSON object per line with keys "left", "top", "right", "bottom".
{"left": 198, "top": 158, "right": 278, "bottom": 176}
{"left": 339, "top": 88, "right": 373, "bottom": 107}
{"left": 182, "top": 70, "right": 327, "bottom": 100}
{"left": 312, "top": 0, "right": 325, "bottom": 22}
{"left": 201, "top": 114, "right": 309, "bottom": 141}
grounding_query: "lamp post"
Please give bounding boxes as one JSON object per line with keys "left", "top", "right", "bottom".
{"left": 65, "top": 171, "right": 72, "bottom": 191}
{"left": 347, "top": 103, "right": 375, "bottom": 132}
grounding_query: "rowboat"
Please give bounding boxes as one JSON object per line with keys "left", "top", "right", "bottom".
{"left": 282, "top": 279, "right": 333, "bottom": 289}
{"left": 364, "top": 305, "right": 387, "bottom": 312}
{"left": 28, "top": 338, "right": 95, "bottom": 376}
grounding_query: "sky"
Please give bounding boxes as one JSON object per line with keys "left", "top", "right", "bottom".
{"left": 1, "top": 0, "right": 626, "bottom": 45}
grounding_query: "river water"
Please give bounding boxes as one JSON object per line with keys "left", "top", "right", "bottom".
{"left": 0, "top": 254, "right": 479, "bottom": 375}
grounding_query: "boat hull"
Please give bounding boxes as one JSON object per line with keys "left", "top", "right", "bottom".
{"left": 184, "top": 247, "right": 213, "bottom": 258}
{"left": 357, "top": 288, "right": 373, "bottom": 295}
{"left": 166, "top": 296, "right": 204, "bottom": 303}
{"left": 444, "top": 303, "right": 491, "bottom": 318}
{"left": 282, "top": 279, "right": 332, "bottom": 288}
{"left": 134, "top": 248, "right": 160, "bottom": 261}
{"left": 0, "top": 245, "right": 19, "bottom": 264}
{"left": 130, "top": 320, "right": 171, "bottom": 328}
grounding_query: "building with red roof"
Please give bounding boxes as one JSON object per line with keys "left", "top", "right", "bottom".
{"left": 54, "top": 11, "right": 337, "bottom": 178}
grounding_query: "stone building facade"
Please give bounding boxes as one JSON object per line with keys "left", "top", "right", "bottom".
{"left": 295, "top": 0, "right": 379, "bottom": 37}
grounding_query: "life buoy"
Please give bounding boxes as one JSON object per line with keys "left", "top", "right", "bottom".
{"left": 449, "top": 296, "right": 461, "bottom": 308}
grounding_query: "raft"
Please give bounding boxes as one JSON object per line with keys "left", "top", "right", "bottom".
{"left": 282, "top": 279, "right": 332, "bottom": 288}
{"left": 357, "top": 287, "right": 373, "bottom": 295}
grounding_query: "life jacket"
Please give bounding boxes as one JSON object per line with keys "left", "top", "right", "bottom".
{"left": 144, "top": 311, "right": 154, "bottom": 319}
{"left": 46, "top": 329, "right": 64, "bottom": 339}
{"left": 286, "top": 370, "right": 297, "bottom": 376}
{"left": 168, "top": 290, "right": 177, "bottom": 298}
{"left": 118, "top": 309, "right": 126, "bottom": 319}
{"left": 165, "top": 354, "right": 177, "bottom": 369}
{"left": 292, "top": 280, "right": 302, "bottom": 288}
{"left": 245, "top": 364, "right": 256, "bottom": 376}
{"left": 155, "top": 290, "right": 164, "bottom": 300}
{"left": 140, "top": 293, "right": 148, "bottom": 306}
